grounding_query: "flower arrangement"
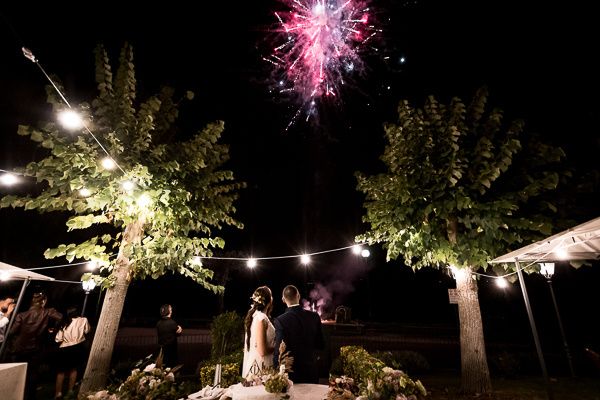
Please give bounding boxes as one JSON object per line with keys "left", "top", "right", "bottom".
{"left": 333, "top": 346, "right": 427, "bottom": 400}
{"left": 85, "top": 352, "right": 186, "bottom": 400}
{"left": 112, "top": 362, "right": 181, "bottom": 399}
{"left": 327, "top": 376, "right": 359, "bottom": 400}
{"left": 242, "top": 341, "right": 294, "bottom": 396}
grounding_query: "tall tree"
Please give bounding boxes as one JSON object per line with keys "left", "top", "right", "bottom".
{"left": 1, "top": 44, "right": 244, "bottom": 392}
{"left": 356, "top": 88, "right": 564, "bottom": 393}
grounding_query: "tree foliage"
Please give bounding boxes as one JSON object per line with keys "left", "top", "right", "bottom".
{"left": 1, "top": 44, "right": 244, "bottom": 292}
{"left": 356, "top": 87, "right": 565, "bottom": 273}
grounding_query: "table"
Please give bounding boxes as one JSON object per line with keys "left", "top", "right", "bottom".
{"left": 0, "top": 363, "right": 27, "bottom": 400}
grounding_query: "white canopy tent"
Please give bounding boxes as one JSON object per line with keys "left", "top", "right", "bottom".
{"left": 490, "top": 216, "right": 600, "bottom": 398}
{"left": 0, "top": 260, "right": 55, "bottom": 359}
{"left": 491, "top": 216, "right": 600, "bottom": 264}
{"left": 0, "top": 261, "right": 56, "bottom": 282}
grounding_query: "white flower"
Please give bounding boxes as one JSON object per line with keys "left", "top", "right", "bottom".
{"left": 143, "top": 363, "right": 156, "bottom": 372}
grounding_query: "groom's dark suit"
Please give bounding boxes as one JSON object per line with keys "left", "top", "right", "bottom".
{"left": 273, "top": 305, "right": 324, "bottom": 383}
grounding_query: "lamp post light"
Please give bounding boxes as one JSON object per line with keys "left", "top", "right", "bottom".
{"left": 81, "top": 279, "right": 97, "bottom": 317}
{"left": 540, "top": 262, "right": 576, "bottom": 377}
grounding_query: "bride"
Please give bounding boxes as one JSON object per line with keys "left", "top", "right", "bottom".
{"left": 242, "top": 286, "right": 275, "bottom": 378}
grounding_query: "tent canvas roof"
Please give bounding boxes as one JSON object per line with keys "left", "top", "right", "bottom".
{"left": 491, "top": 216, "right": 600, "bottom": 263}
{"left": 0, "top": 261, "right": 55, "bottom": 281}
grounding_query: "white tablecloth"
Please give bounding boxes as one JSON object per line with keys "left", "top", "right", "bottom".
{"left": 292, "top": 384, "right": 329, "bottom": 399}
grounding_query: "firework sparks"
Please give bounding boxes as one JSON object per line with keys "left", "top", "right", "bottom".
{"left": 265, "top": 0, "right": 380, "bottom": 126}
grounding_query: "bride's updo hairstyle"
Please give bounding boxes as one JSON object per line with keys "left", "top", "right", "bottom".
{"left": 244, "top": 286, "right": 273, "bottom": 351}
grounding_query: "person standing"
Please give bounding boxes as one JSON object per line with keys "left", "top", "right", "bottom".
{"left": 10, "top": 292, "right": 62, "bottom": 400}
{"left": 54, "top": 307, "right": 90, "bottom": 399}
{"left": 156, "top": 304, "right": 182, "bottom": 367}
{"left": 0, "top": 296, "right": 15, "bottom": 345}
{"left": 273, "top": 285, "right": 324, "bottom": 383}
{"left": 242, "top": 286, "right": 275, "bottom": 378}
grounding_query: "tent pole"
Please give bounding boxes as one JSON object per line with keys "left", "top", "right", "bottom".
{"left": 515, "top": 260, "right": 552, "bottom": 400}
{"left": 0, "top": 278, "right": 30, "bottom": 360}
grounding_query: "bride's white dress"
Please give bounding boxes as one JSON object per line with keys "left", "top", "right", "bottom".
{"left": 242, "top": 310, "right": 275, "bottom": 378}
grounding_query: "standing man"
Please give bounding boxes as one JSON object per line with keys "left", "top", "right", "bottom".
{"left": 273, "top": 285, "right": 324, "bottom": 383}
{"left": 0, "top": 296, "right": 16, "bottom": 345}
{"left": 156, "top": 304, "right": 182, "bottom": 367}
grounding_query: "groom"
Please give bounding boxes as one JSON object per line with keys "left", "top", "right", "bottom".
{"left": 273, "top": 285, "right": 324, "bottom": 383}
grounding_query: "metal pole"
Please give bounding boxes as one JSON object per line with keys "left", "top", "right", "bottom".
{"left": 0, "top": 278, "right": 30, "bottom": 360}
{"left": 547, "top": 279, "right": 576, "bottom": 377}
{"left": 82, "top": 291, "right": 90, "bottom": 317}
{"left": 515, "top": 260, "right": 553, "bottom": 400}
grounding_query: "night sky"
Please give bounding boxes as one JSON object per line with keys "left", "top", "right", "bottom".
{"left": 1, "top": 0, "right": 599, "bottom": 364}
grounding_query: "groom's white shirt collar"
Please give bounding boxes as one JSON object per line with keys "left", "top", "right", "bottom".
{"left": 287, "top": 304, "right": 300, "bottom": 308}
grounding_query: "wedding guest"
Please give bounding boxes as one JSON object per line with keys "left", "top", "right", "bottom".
{"left": 156, "top": 304, "right": 182, "bottom": 366}
{"left": 54, "top": 307, "right": 90, "bottom": 399}
{"left": 242, "top": 286, "right": 275, "bottom": 378}
{"left": 273, "top": 285, "right": 324, "bottom": 383}
{"left": 0, "top": 295, "right": 15, "bottom": 345}
{"left": 11, "top": 291, "right": 62, "bottom": 400}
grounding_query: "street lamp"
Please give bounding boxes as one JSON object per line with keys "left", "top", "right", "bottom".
{"left": 81, "top": 279, "right": 97, "bottom": 317}
{"left": 540, "top": 262, "right": 576, "bottom": 377}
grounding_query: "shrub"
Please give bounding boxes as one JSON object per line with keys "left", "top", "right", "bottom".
{"left": 372, "top": 350, "right": 431, "bottom": 375}
{"left": 199, "top": 362, "right": 241, "bottom": 388}
{"left": 210, "top": 311, "right": 243, "bottom": 359}
{"left": 338, "top": 346, "right": 426, "bottom": 399}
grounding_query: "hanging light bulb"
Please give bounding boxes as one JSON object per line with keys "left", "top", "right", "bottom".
{"left": 85, "top": 261, "right": 98, "bottom": 271}
{"left": 122, "top": 180, "right": 135, "bottom": 191}
{"left": 352, "top": 244, "right": 362, "bottom": 255}
{"left": 361, "top": 249, "right": 370, "bottom": 258}
{"left": 0, "top": 173, "right": 19, "bottom": 186}
{"left": 496, "top": 277, "right": 508, "bottom": 288}
{"left": 79, "top": 188, "right": 92, "bottom": 197}
{"left": 57, "top": 110, "right": 84, "bottom": 130}
{"left": 247, "top": 258, "right": 257, "bottom": 269}
{"left": 555, "top": 248, "right": 568, "bottom": 260}
{"left": 137, "top": 193, "right": 152, "bottom": 208}
{"left": 300, "top": 254, "right": 311, "bottom": 265}
{"left": 101, "top": 157, "right": 116, "bottom": 170}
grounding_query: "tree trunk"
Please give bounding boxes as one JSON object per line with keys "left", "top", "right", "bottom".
{"left": 79, "top": 218, "right": 145, "bottom": 394}
{"left": 455, "top": 266, "right": 492, "bottom": 394}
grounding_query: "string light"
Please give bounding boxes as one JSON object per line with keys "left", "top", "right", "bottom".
{"left": 122, "top": 180, "right": 135, "bottom": 191}
{"left": 101, "top": 157, "right": 116, "bottom": 170}
{"left": 85, "top": 261, "right": 99, "bottom": 271}
{"left": 352, "top": 244, "right": 362, "bottom": 255}
{"left": 79, "top": 188, "right": 92, "bottom": 197}
{"left": 0, "top": 172, "right": 18, "bottom": 186}
{"left": 137, "top": 193, "right": 152, "bottom": 208}
{"left": 246, "top": 258, "right": 257, "bottom": 269}
{"left": 300, "top": 254, "right": 311, "bottom": 265}
{"left": 555, "top": 248, "right": 568, "bottom": 260}
{"left": 495, "top": 277, "right": 509, "bottom": 288}
{"left": 57, "top": 109, "right": 84, "bottom": 130}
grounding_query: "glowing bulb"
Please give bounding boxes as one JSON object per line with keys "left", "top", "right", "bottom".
{"left": 79, "top": 188, "right": 92, "bottom": 197}
{"left": 247, "top": 258, "right": 257, "bottom": 269}
{"left": 496, "top": 277, "right": 508, "bottom": 288}
{"left": 0, "top": 271, "right": 11, "bottom": 281}
{"left": 400, "top": 57, "right": 406, "bottom": 64}
{"left": 361, "top": 249, "right": 370, "bottom": 258}
{"left": 300, "top": 254, "right": 310, "bottom": 265}
{"left": 555, "top": 248, "right": 568, "bottom": 260}
{"left": 82, "top": 279, "right": 97, "bottom": 292}
{"left": 101, "top": 157, "right": 116, "bottom": 170}
{"left": 58, "top": 110, "right": 83, "bottom": 130}
{"left": 122, "top": 180, "right": 135, "bottom": 191}
{"left": 192, "top": 256, "right": 201, "bottom": 264}
{"left": 352, "top": 245, "right": 362, "bottom": 255}
{"left": 540, "top": 262, "right": 555, "bottom": 279}
{"left": 0, "top": 173, "right": 18, "bottom": 186}
{"left": 137, "top": 193, "right": 152, "bottom": 208}
{"left": 86, "top": 261, "right": 98, "bottom": 271}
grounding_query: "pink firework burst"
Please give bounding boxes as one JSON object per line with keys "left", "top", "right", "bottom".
{"left": 265, "top": 0, "right": 379, "bottom": 124}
